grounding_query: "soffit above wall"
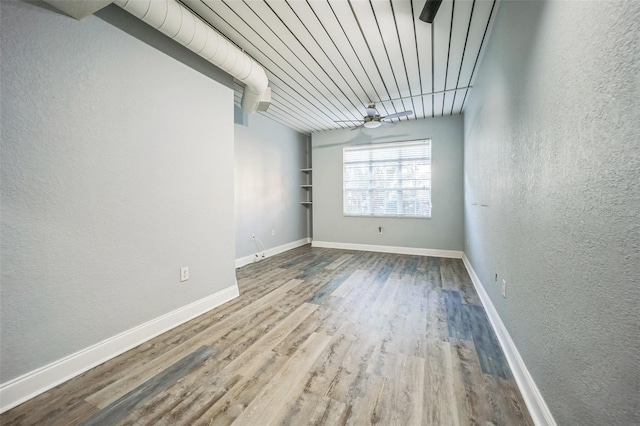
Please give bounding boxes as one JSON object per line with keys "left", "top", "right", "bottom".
{"left": 44, "top": 0, "right": 113, "bottom": 19}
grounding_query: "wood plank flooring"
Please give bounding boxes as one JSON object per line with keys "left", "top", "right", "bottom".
{"left": 1, "top": 245, "right": 533, "bottom": 425}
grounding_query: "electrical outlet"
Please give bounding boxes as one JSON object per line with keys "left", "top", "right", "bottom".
{"left": 501, "top": 279, "right": 507, "bottom": 298}
{"left": 180, "top": 267, "right": 189, "bottom": 282}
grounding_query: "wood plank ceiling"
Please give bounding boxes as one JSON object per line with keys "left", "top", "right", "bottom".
{"left": 180, "top": 0, "right": 499, "bottom": 134}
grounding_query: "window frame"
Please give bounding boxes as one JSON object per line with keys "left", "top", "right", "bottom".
{"left": 342, "top": 139, "right": 432, "bottom": 219}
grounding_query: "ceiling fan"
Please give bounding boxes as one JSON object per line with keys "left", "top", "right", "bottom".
{"left": 336, "top": 104, "right": 413, "bottom": 130}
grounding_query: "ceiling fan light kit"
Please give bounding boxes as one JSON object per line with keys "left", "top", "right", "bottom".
{"left": 364, "top": 121, "right": 382, "bottom": 129}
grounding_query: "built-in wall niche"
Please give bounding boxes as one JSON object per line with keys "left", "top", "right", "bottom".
{"left": 301, "top": 168, "right": 312, "bottom": 206}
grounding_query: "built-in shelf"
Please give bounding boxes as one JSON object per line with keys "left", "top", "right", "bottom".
{"left": 301, "top": 168, "right": 312, "bottom": 207}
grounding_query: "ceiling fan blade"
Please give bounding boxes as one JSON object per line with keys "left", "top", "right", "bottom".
{"left": 351, "top": 124, "right": 364, "bottom": 131}
{"left": 381, "top": 110, "right": 413, "bottom": 120}
{"left": 380, "top": 121, "right": 395, "bottom": 127}
{"left": 334, "top": 120, "right": 365, "bottom": 122}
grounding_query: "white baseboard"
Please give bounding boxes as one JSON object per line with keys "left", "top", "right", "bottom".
{"left": 461, "top": 254, "right": 557, "bottom": 426}
{"left": 311, "top": 240, "right": 463, "bottom": 259}
{"left": 0, "top": 283, "right": 240, "bottom": 414}
{"left": 236, "top": 237, "right": 312, "bottom": 268}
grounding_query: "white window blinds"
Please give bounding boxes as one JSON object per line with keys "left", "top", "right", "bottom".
{"left": 343, "top": 140, "right": 431, "bottom": 218}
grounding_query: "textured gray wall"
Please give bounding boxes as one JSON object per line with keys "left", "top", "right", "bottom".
{"left": 463, "top": 1, "right": 639, "bottom": 424}
{"left": 312, "top": 116, "right": 464, "bottom": 251}
{"left": 93, "top": 4, "right": 233, "bottom": 90}
{"left": 0, "top": 1, "right": 236, "bottom": 382}
{"left": 234, "top": 110, "right": 309, "bottom": 259}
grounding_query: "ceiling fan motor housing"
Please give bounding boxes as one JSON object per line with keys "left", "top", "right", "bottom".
{"left": 366, "top": 104, "right": 378, "bottom": 117}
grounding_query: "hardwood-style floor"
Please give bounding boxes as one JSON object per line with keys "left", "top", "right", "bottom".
{"left": 1, "top": 246, "right": 533, "bottom": 425}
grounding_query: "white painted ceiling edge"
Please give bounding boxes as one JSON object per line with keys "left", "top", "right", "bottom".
{"left": 44, "top": 0, "right": 271, "bottom": 113}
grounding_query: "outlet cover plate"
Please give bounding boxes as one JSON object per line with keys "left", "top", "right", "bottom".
{"left": 181, "top": 267, "right": 189, "bottom": 282}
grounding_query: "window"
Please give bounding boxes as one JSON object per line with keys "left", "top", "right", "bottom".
{"left": 343, "top": 139, "right": 431, "bottom": 218}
